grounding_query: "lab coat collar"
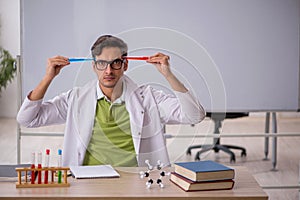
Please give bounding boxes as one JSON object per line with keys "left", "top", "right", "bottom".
{"left": 95, "top": 74, "right": 141, "bottom": 102}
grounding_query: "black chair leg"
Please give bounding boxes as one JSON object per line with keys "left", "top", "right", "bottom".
{"left": 186, "top": 145, "right": 203, "bottom": 155}
{"left": 195, "top": 146, "right": 214, "bottom": 160}
{"left": 216, "top": 145, "right": 236, "bottom": 163}
{"left": 222, "top": 144, "right": 247, "bottom": 157}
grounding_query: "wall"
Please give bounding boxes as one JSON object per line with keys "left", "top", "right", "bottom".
{"left": 0, "top": 0, "right": 299, "bottom": 118}
{"left": 0, "top": 0, "right": 20, "bottom": 118}
{"left": 21, "top": 0, "right": 299, "bottom": 112}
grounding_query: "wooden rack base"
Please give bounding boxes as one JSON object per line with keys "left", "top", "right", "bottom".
{"left": 16, "top": 182, "right": 70, "bottom": 188}
{"left": 15, "top": 167, "right": 70, "bottom": 188}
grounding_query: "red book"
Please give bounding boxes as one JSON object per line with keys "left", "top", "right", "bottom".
{"left": 170, "top": 172, "right": 234, "bottom": 192}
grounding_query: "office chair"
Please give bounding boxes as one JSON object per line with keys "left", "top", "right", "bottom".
{"left": 186, "top": 112, "right": 248, "bottom": 163}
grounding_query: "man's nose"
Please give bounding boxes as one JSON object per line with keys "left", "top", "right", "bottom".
{"left": 104, "top": 64, "right": 113, "bottom": 73}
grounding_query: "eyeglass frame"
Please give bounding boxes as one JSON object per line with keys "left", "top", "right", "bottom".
{"left": 93, "top": 58, "right": 126, "bottom": 71}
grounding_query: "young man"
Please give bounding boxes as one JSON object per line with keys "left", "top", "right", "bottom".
{"left": 17, "top": 35, "right": 205, "bottom": 167}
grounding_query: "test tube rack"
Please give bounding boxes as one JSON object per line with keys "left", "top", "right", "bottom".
{"left": 15, "top": 167, "right": 70, "bottom": 188}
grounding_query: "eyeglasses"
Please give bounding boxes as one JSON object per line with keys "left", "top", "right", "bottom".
{"left": 94, "top": 58, "right": 125, "bottom": 71}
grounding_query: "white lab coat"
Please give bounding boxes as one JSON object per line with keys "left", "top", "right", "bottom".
{"left": 17, "top": 75, "right": 205, "bottom": 167}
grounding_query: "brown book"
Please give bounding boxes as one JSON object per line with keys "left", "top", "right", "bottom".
{"left": 170, "top": 172, "right": 234, "bottom": 192}
{"left": 174, "top": 160, "right": 235, "bottom": 182}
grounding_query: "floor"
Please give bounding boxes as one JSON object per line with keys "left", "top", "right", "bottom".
{"left": 0, "top": 113, "right": 300, "bottom": 200}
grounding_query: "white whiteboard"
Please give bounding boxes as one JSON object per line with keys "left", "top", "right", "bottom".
{"left": 21, "top": 0, "right": 300, "bottom": 112}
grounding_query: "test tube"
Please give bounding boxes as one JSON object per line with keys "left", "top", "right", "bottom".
{"left": 44, "top": 149, "right": 50, "bottom": 184}
{"left": 37, "top": 152, "right": 42, "bottom": 184}
{"left": 30, "top": 152, "right": 35, "bottom": 184}
{"left": 58, "top": 149, "right": 62, "bottom": 183}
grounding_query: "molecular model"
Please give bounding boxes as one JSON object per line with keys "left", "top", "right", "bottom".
{"left": 139, "top": 160, "right": 170, "bottom": 189}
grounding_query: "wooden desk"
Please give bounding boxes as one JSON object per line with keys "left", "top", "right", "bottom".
{"left": 0, "top": 166, "right": 268, "bottom": 200}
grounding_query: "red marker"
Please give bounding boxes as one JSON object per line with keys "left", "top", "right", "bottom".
{"left": 123, "top": 56, "right": 149, "bottom": 60}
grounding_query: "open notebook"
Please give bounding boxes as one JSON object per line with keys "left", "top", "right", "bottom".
{"left": 70, "top": 165, "right": 120, "bottom": 179}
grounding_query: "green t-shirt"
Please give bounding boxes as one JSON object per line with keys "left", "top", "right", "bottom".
{"left": 83, "top": 98, "right": 138, "bottom": 167}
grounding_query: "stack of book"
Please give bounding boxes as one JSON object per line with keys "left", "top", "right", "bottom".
{"left": 170, "top": 160, "right": 235, "bottom": 192}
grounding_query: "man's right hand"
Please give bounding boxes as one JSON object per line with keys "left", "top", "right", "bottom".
{"left": 46, "top": 56, "right": 70, "bottom": 80}
{"left": 28, "top": 56, "right": 70, "bottom": 101}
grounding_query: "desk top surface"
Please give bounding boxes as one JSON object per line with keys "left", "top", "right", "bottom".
{"left": 0, "top": 166, "right": 268, "bottom": 200}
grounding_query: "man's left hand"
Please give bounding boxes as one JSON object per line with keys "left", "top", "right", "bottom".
{"left": 147, "top": 52, "right": 172, "bottom": 78}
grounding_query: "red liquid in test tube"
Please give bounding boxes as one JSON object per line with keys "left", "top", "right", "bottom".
{"left": 44, "top": 149, "right": 50, "bottom": 184}
{"left": 30, "top": 152, "right": 35, "bottom": 184}
{"left": 37, "top": 152, "right": 42, "bottom": 184}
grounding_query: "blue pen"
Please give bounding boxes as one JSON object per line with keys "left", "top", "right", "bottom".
{"left": 68, "top": 58, "right": 94, "bottom": 62}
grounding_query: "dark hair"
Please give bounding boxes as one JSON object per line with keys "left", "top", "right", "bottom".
{"left": 91, "top": 35, "right": 128, "bottom": 58}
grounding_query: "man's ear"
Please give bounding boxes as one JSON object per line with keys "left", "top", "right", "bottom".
{"left": 92, "top": 61, "right": 97, "bottom": 72}
{"left": 123, "top": 60, "right": 128, "bottom": 71}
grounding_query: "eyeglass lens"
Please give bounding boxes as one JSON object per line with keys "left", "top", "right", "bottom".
{"left": 95, "top": 58, "right": 124, "bottom": 70}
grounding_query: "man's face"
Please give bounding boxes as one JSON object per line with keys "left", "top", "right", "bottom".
{"left": 93, "top": 47, "right": 128, "bottom": 90}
